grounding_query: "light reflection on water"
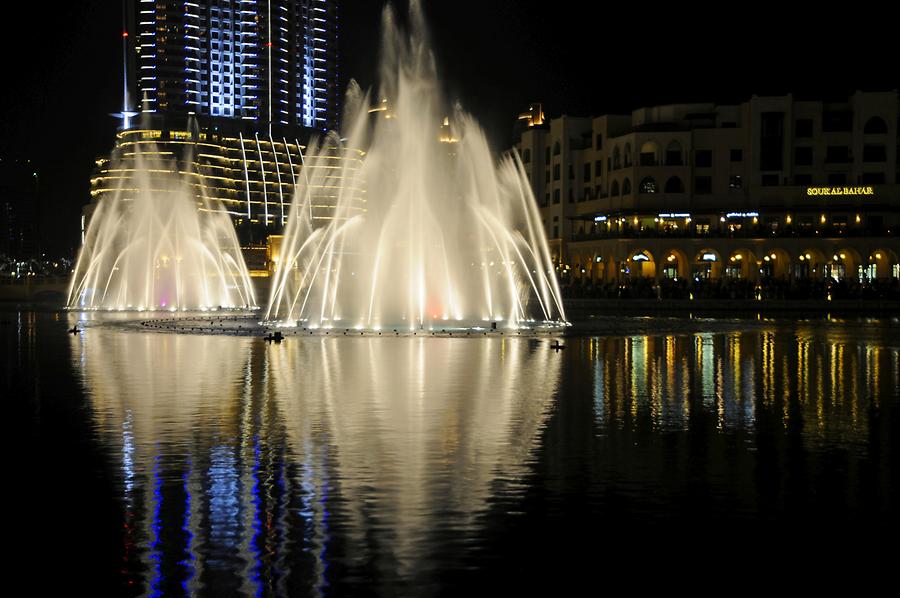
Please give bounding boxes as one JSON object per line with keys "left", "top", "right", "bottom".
{"left": 5, "top": 313, "right": 887, "bottom": 593}
{"left": 70, "top": 328, "right": 561, "bottom": 595}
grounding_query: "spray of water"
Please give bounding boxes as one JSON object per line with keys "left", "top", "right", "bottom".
{"left": 67, "top": 149, "right": 257, "bottom": 311}
{"left": 266, "top": 3, "right": 565, "bottom": 330}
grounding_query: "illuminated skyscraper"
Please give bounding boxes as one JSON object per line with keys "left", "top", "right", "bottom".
{"left": 123, "top": 0, "right": 340, "bottom": 133}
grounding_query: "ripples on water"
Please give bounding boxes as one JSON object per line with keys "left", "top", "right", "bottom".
{"left": 6, "top": 312, "right": 899, "bottom": 595}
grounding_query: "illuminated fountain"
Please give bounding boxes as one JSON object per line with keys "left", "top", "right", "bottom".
{"left": 67, "top": 150, "right": 257, "bottom": 311}
{"left": 266, "top": 3, "right": 565, "bottom": 330}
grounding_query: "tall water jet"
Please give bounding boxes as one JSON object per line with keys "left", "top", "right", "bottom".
{"left": 266, "top": 3, "right": 565, "bottom": 330}
{"left": 68, "top": 148, "right": 257, "bottom": 311}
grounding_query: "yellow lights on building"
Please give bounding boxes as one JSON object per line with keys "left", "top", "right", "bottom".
{"left": 517, "top": 102, "right": 545, "bottom": 128}
{"left": 368, "top": 98, "right": 393, "bottom": 119}
{"left": 439, "top": 116, "right": 458, "bottom": 144}
{"left": 820, "top": 214, "right": 827, "bottom": 224}
{"left": 855, "top": 214, "right": 861, "bottom": 223}
{"left": 785, "top": 214, "right": 792, "bottom": 224}
{"left": 806, "top": 186, "right": 875, "bottom": 196}
{"left": 90, "top": 128, "right": 365, "bottom": 230}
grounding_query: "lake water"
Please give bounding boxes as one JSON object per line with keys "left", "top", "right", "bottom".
{"left": 6, "top": 310, "right": 898, "bottom": 595}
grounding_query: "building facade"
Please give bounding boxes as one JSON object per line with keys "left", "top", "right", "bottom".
{"left": 514, "top": 92, "right": 900, "bottom": 288}
{"left": 86, "top": 1, "right": 351, "bottom": 258}
{"left": 89, "top": 125, "right": 364, "bottom": 248}
{"left": 125, "top": 0, "right": 340, "bottom": 132}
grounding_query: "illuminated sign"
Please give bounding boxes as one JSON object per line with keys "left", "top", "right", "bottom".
{"left": 725, "top": 211, "right": 759, "bottom": 218}
{"left": 593, "top": 215, "right": 608, "bottom": 222}
{"left": 806, "top": 186, "right": 874, "bottom": 196}
{"left": 631, "top": 253, "right": 650, "bottom": 262}
{"left": 701, "top": 253, "right": 717, "bottom": 262}
{"left": 658, "top": 212, "right": 690, "bottom": 218}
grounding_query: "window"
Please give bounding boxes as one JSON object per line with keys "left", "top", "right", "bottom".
{"left": 729, "top": 175, "right": 742, "bottom": 190}
{"left": 761, "top": 174, "right": 780, "bottom": 186}
{"left": 664, "top": 176, "right": 684, "bottom": 193}
{"left": 822, "top": 111, "right": 853, "bottom": 132}
{"left": 825, "top": 146, "right": 852, "bottom": 163}
{"left": 760, "top": 112, "right": 785, "bottom": 170}
{"left": 695, "top": 176, "right": 712, "bottom": 194}
{"left": 568, "top": 165, "right": 575, "bottom": 179}
{"left": 611, "top": 180, "right": 620, "bottom": 196}
{"left": 583, "top": 187, "right": 591, "bottom": 201}
{"left": 553, "top": 141, "right": 561, "bottom": 156}
{"left": 545, "top": 147, "right": 550, "bottom": 164}
{"left": 863, "top": 144, "right": 887, "bottom": 162}
{"left": 553, "top": 164, "right": 560, "bottom": 181}
{"left": 795, "top": 119, "right": 813, "bottom": 138}
{"left": 545, "top": 170, "right": 550, "bottom": 184}
{"left": 595, "top": 133, "right": 603, "bottom": 149}
{"left": 583, "top": 163, "right": 591, "bottom": 182}
{"left": 666, "top": 141, "right": 683, "bottom": 165}
{"left": 695, "top": 150, "right": 712, "bottom": 167}
{"left": 828, "top": 173, "right": 847, "bottom": 185}
{"left": 730, "top": 149, "right": 743, "bottom": 162}
{"left": 639, "top": 177, "right": 657, "bottom": 194}
{"left": 795, "top": 147, "right": 813, "bottom": 166}
{"left": 568, "top": 189, "right": 574, "bottom": 203}
{"left": 861, "top": 172, "right": 885, "bottom": 184}
{"left": 864, "top": 116, "right": 888, "bottom": 134}
{"left": 639, "top": 141, "right": 658, "bottom": 166}
{"left": 794, "top": 174, "right": 812, "bottom": 185}
{"left": 544, "top": 192, "right": 549, "bottom": 206}
{"left": 622, "top": 178, "right": 631, "bottom": 195}
{"left": 594, "top": 160, "right": 602, "bottom": 177}
{"left": 553, "top": 189, "right": 560, "bottom": 204}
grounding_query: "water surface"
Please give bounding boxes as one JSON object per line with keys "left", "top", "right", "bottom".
{"left": 6, "top": 311, "right": 898, "bottom": 595}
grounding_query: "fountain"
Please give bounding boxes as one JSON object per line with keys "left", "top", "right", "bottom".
{"left": 67, "top": 150, "right": 257, "bottom": 311}
{"left": 266, "top": 3, "right": 565, "bottom": 331}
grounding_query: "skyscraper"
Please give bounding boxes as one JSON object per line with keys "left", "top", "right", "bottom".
{"left": 86, "top": 1, "right": 356, "bottom": 250}
{"left": 124, "top": 0, "right": 340, "bottom": 133}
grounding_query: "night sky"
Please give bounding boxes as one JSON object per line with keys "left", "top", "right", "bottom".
{"left": 1, "top": 0, "right": 895, "bottom": 256}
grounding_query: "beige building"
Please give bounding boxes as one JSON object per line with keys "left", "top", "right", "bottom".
{"left": 514, "top": 92, "right": 900, "bottom": 285}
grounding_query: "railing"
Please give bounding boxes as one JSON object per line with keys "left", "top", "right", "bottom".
{"left": 568, "top": 225, "right": 896, "bottom": 242}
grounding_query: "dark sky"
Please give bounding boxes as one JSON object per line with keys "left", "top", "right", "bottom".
{"left": 1, "top": 0, "right": 896, "bottom": 255}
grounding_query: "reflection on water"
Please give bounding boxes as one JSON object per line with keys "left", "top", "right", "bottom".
{"left": 1, "top": 313, "right": 888, "bottom": 593}
{"left": 585, "top": 329, "right": 895, "bottom": 448}
{"left": 70, "top": 328, "right": 561, "bottom": 595}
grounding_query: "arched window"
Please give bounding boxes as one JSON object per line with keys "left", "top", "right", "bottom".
{"left": 613, "top": 146, "right": 621, "bottom": 170}
{"left": 553, "top": 141, "right": 561, "bottom": 156}
{"left": 864, "top": 117, "right": 888, "bottom": 134}
{"left": 544, "top": 147, "right": 550, "bottom": 164}
{"left": 665, "top": 140, "right": 683, "bottom": 165}
{"left": 622, "top": 178, "right": 632, "bottom": 195}
{"left": 664, "top": 176, "right": 685, "bottom": 193}
{"left": 639, "top": 141, "right": 658, "bottom": 166}
{"left": 639, "top": 177, "right": 657, "bottom": 194}
{"left": 624, "top": 143, "right": 633, "bottom": 167}
{"left": 611, "top": 180, "right": 620, "bottom": 196}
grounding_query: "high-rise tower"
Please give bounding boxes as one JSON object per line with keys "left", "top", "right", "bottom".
{"left": 124, "top": 0, "right": 340, "bottom": 133}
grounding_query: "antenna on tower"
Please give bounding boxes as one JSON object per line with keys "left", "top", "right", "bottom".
{"left": 111, "top": 5, "right": 137, "bottom": 129}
